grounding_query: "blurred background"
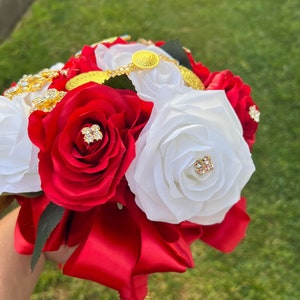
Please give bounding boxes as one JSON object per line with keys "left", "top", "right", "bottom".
{"left": 0, "top": 0, "right": 299, "bottom": 299}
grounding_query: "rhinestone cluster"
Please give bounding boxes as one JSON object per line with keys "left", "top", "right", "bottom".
{"left": 3, "top": 69, "right": 59, "bottom": 100}
{"left": 81, "top": 124, "right": 103, "bottom": 144}
{"left": 249, "top": 105, "right": 260, "bottom": 122}
{"left": 194, "top": 156, "right": 214, "bottom": 176}
{"left": 31, "top": 89, "right": 67, "bottom": 112}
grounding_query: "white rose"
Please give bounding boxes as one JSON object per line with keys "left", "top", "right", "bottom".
{"left": 126, "top": 87, "right": 255, "bottom": 225}
{"left": 0, "top": 63, "right": 63, "bottom": 195}
{"left": 0, "top": 96, "right": 40, "bottom": 194}
{"left": 95, "top": 43, "right": 184, "bottom": 102}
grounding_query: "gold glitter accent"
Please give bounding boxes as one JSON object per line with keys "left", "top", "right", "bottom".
{"left": 3, "top": 69, "right": 60, "bottom": 100}
{"left": 132, "top": 50, "right": 160, "bottom": 69}
{"left": 81, "top": 124, "right": 103, "bottom": 144}
{"left": 137, "top": 38, "right": 155, "bottom": 46}
{"left": 31, "top": 89, "right": 67, "bottom": 112}
{"left": 249, "top": 105, "right": 260, "bottom": 122}
{"left": 179, "top": 65, "right": 205, "bottom": 90}
{"left": 66, "top": 71, "right": 111, "bottom": 91}
{"left": 194, "top": 156, "right": 214, "bottom": 176}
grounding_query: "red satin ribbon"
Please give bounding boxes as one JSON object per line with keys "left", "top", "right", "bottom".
{"left": 63, "top": 193, "right": 194, "bottom": 299}
{"left": 200, "top": 197, "right": 250, "bottom": 252}
{"left": 14, "top": 194, "right": 249, "bottom": 299}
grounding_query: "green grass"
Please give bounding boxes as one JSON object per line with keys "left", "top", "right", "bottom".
{"left": 1, "top": 0, "right": 299, "bottom": 299}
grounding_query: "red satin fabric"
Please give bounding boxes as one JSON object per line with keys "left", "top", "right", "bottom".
{"left": 200, "top": 197, "right": 250, "bottom": 252}
{"left": 15, "top": 193, "right": 249, "bottom": 299}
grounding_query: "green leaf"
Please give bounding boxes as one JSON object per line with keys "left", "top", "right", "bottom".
{"left": 31, "top": 202, "right": 64, "bottom": 271}
{"left": 161, "top": 39, "right": 192, "bottom": 70}
{"left": 104, "top": 74, "right": 136, "bottom": 91}
{"left": 0, "top": 191, "right": 43, "bottom": 198}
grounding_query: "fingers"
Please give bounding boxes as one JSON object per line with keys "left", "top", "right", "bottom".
{"left": 0, "top": 208, "right": 45, "bottom": 300}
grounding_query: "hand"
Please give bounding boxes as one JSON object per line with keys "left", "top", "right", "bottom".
{"left": 0, "top": 207, "right": 76, "bottom": 300}
{"left": 45, "top": 243, "right": 77, "bottom": 264}
{"left": 0, "top": 207, "right": 44, "bottom": 299}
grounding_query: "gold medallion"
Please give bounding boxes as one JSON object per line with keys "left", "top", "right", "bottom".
{"left": 131, "top": 50, "right": 160, "bottom": 69}
{"left": 66, "top": 71, "right": 110, "bottom": 91}
{"left": 179, "top": 66, "right": 205, "bottom": 90}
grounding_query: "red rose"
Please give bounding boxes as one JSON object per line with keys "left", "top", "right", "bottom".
{"left": 205, "top": 70, "right": 259, "bottom": 149}
{"left": 49, "top": 38, "right": 131, "bottom": 92}
{"left": 186, "top": 51, "right": 211, "bottom": 83}
{"left": 29, "top": 83, "right": 153, "bottom": 211}
{"left": 49, "top": 45, "right": 100, "bottom": 91}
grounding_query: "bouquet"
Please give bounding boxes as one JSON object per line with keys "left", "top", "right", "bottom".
{"left": 0, "top": 35, "right": 260, "bottom": 299}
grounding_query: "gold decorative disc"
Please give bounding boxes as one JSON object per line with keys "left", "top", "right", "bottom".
{"left": 131, "top": 50, "right": 160, "bottom": 69}
{"left": 66, "top": 71, "right": 110, "bottom": 91}
{"left": 179, "top": 66, "right": 205, "bottom": 90}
